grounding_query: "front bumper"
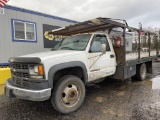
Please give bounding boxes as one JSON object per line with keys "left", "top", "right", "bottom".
{"left": 5, "top": 80, "right": 51, "bottom": 101}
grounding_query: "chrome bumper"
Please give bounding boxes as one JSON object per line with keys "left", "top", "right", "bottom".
{"left": 5, "top": 80, "right": 51, "bottom": 101}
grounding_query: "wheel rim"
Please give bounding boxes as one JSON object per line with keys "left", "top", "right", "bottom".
{"left": 141, "top": 65, "right": 146, "bottom": 79}
{"left": 61, "top": 83, "right": 80, "bottom": 108}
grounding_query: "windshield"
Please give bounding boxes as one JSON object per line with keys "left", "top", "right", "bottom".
{"left": 52, "top": 34, "right": 91, "bottom": 51}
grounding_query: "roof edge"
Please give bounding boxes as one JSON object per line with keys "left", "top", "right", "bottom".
{"left": 4, "top": 5, "right": 78, "bottom": 24}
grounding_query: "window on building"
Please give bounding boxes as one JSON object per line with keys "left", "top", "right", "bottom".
{"left": 12, "top": 19, "right": 37, "bottom": 42}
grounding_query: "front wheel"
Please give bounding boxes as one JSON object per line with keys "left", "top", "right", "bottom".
{"left": 51, "top": 75, "right": 86, "bottom": 114}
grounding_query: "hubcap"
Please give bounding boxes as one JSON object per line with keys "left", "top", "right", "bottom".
{"left": 61, "top": 84, "right": 79, "bottom": 107}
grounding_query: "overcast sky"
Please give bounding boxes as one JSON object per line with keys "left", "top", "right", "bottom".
{"left": 7, "top": 0, "right": 160, "bottom": 28}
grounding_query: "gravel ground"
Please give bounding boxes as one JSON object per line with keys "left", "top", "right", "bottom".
{"left": 0, "top": 62, "right": 160, "bottom": 120}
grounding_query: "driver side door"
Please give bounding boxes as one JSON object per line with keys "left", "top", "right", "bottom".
{"left": 87, "top": 34, "right": 116, "bottom": 81}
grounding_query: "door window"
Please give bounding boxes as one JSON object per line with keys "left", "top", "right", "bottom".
{"left": 90, "top": 35, "right": 110, "bottom": 52}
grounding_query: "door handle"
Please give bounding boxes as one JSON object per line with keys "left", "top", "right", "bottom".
{"left": 110, "top": 54, "right": 114, "bottom": 58}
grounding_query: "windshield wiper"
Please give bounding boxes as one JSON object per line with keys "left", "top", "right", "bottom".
{"left": 60, "top": 47, "right": 74, "bottom": 50}
{"left": 51, "top": 48, "right": 58, "bottom": 51}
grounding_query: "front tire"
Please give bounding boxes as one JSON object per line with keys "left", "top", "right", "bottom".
{"left": 51, "top": 75, "right": 86, "bottom": 114}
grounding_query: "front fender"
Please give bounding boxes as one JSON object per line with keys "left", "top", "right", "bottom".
{"left": 47, "top": 61, "right": 88, "bottom": 88}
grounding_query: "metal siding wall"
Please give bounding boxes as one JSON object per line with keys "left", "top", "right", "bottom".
{"left": 0, "top": 11, "right": 6, "bottom": 63}
{"left": 0, "top": 8, "right": 74, "bottom": 63}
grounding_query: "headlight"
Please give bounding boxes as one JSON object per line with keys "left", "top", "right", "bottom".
{"left": 29, "top": 65, "right": 44, "bottom": 79}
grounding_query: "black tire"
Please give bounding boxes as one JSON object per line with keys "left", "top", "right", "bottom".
{"left": 135, "top": 63, "right": 147, "bottom": 81}
{"left": 51, "top": 75, "right": 86, "bottom": 114}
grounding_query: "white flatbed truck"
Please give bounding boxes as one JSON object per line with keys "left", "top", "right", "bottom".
{"left": 5, "top": 18, "right": 159, "bottom": 114}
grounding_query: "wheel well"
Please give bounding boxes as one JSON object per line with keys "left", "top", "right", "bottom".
{"left": 53, "top": 67, "right": 85, "bottom": 85}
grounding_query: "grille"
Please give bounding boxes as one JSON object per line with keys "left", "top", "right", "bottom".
{"left": 12, "top": 77, "right": 29, "bottom": 87}
{"left": 10, "top": 63, "right": 31, "bottom": 88}
{"left": 12, "top": 72, "right": 30, "bottom": 78}
{"left": 11, "top": 64, "right": 29, "bottom": 70}
{"left": 10, "top": 63, "right": 30, "bottom": 78}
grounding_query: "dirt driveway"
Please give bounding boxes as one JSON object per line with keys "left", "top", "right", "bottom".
{"left": 0, "top": 62, "right": 160, "bottom": 120}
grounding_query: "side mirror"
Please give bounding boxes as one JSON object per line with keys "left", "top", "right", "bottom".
{"left": 101, "top": 44, "right": 106, "bottom": 54}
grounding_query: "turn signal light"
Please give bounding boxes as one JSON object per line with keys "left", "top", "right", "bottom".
{"left": 38, "top": 65, "right": 44, "bottom": 75}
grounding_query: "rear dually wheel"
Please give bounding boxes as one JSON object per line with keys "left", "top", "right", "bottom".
{"left": 135, "top": 63, "right": 147, "bottom": 81}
